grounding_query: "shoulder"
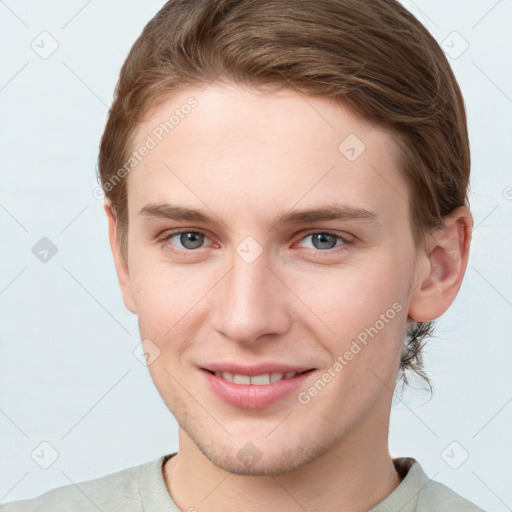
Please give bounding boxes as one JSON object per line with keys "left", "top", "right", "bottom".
{"left": 393, "top": 457, "right": 484, "bottom": 512}
{"left": 417, "top": 478, "right": 484, "bottom": 511}
{"left": 0, "top": 457, "right": 162, "bottom": 512}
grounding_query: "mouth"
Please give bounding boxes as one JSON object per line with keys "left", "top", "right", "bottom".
{"left": 200, "top": 366, "right": 316, "bottom": 409}
{"left": 203, "top": 369, "right": 311, "bottom": 385}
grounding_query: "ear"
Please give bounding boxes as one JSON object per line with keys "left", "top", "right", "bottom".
{"left": 408, "top": 206, "right": 473, "bottom": 322}
{"left": 104, "top": 202, "right": 137, "bottom": 315}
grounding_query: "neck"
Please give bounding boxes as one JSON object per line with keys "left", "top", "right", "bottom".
{"left": 163, "top": 408, "right": 402, "bottom": 511}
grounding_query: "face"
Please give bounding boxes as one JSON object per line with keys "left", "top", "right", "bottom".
{"left": 110, "top": 82, "right": 428, "bottom": 475}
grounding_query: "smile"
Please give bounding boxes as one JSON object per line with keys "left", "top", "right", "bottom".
{"left": 213, "top": 371, "right": 305, "bottom": 385}
{"left": 201, "top": 367, "right": 315, "bottom": 409}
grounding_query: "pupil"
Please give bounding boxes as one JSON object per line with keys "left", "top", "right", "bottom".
{"left": 181, "top": 232, "right": 204, "bottom": 249}
{"left": 313, "top": 233, "right": 337, "bottom": 250}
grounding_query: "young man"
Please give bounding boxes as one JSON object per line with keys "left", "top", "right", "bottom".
{"left": 1, "top": 0, "right": 483, "bottom": 510}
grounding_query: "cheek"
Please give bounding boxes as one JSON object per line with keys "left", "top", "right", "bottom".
{"left": 130, "top": 249, "right": 201, "bottom": 310}
{"left": 290, "top": 257, "right": 407, "bottom": 333}
{"left": 289, "top": 256, "right": 409, "bottom": 381}
{"left": 128, "top": 257, "right": 212, "bottom": 353}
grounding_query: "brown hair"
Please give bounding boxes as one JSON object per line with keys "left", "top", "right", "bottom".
{"left": 98, "top": 0, "right": 470, "bottom": 386}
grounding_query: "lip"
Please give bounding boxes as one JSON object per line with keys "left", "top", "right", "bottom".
{"left": 200, "top": 367, "right": 315, "bottom": 409}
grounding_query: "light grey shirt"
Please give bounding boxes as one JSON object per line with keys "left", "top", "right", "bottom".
{"left": 0, "top": 454, "right": 484, "bottom": 511}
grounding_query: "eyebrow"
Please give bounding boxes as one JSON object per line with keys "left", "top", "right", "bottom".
{"left": 275, "top": 204, "right": 378, "bottom": 225}
{"left": 139, "top": 203, "right": 211, "bottom": 223}
{"left": 138, "top": 202, "right": 378, "bottom": 226}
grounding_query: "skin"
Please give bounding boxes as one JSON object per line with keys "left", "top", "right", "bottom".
{"left": 105, "top": 82, "right": 473, "bottom": 511}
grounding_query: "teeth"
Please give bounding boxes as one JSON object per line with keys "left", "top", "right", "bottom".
{"left": 233, "top": 374, "right": 251, "bottom": 385}
{"left": 250, "top": 374, "right": 271, "bottom": 385}
{"left": 221, "top": 371, "right": 233, "bottom": 382}
{"left": 215, "top": 371, "right": 298, "bottom": 385}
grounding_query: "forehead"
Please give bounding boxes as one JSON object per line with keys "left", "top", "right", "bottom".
{"left": 127, "top": 82, "right": 409, "bottom": 228}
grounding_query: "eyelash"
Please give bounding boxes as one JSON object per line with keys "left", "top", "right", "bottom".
{"left": 159, "top": 229, "right": 352, "bottom": 256}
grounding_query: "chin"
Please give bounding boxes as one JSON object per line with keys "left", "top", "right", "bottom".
{"left": 187, "top": 426, "right": 334, "bottom": 476}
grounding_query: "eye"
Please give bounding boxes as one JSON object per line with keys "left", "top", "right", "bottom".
{"left": 161, "top": 230, "right": 207, "bottom": 251}
{"left": 297, "top": 231, "right": 349, "bottom": 251}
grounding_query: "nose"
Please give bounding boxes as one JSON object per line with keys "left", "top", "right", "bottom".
{"left": 212, "top": 250, "right": 292, "bottom": 345}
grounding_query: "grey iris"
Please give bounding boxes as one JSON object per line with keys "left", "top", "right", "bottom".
{"left": 181, "top": 232, "right": 204, "bottom": 249}
{"left": 312, "top": 233, "right": 338, "bottom": 250}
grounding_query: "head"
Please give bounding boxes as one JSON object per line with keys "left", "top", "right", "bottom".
{"left": 99, "top": 0, "right": 472, "bottom": 474}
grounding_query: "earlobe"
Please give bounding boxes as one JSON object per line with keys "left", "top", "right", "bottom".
{"left": 408, "top": 207, "right": 473, "bottom": 322}
{"left": 103, "top": 202, "right": 137, "bottom": 315}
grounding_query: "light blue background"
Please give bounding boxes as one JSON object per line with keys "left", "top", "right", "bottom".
{"left": 1, "top": 1, "right": 511, "bottom": 510}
